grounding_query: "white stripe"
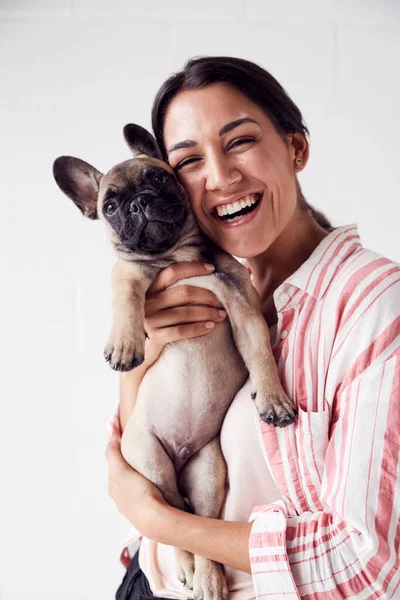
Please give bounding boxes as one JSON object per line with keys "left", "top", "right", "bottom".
{"left": 250, "top": 546, "right": 287, "bottom": 558}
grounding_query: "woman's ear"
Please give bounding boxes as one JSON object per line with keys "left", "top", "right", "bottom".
{"left": 287, "top": 133, "right": 309, "bottom": 172}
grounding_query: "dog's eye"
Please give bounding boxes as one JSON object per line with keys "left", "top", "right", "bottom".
{"left": 104, "top": 202, "right": 117, "bottom": 216}
{"left": 154, "top": 171, "right": 169, "bottom": 186}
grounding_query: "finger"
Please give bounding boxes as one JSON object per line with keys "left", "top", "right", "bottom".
{"left": 145, "top": 286, "right": 223, "bottom": 317}
{"left": 148, "top": 305, "right": 227, "bottom": 329}
{"left": 148, "top": 261, "right": 215, "bottom": 294}
{"left": 105, "top": 438, "right": 125, "bottom": 469}
{"left": 157, "top": 320, "right": 217, "bottom": 344}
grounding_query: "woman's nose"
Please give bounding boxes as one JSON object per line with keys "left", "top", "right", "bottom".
{"left": 205, "top": 156, "right": 242, "bottom": 192}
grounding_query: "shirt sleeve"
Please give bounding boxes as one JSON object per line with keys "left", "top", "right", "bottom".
{"left": 249, "top": 350, "right": 400, "bottom": 599}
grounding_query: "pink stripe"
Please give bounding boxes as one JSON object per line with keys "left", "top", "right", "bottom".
{"left": 303, "top": 226, "right": 357, "bottom": 293}
{"left": 292, "top": 297, "right": 316, "bottom": 409}
{"left": 287, "top": 523, "right": 347, "bottom": 556}
{"left": 333, "top": 277, "right": 400, "bottom": 365}
{"left": 329, "top": 385, "right": 352, "bottom": 513}
{"left": 338, "top": 259, "right": 396, "bottom": 328}
{"left": 250, "top": 554, "right": 288, "bottom": 564}
{"left": 289, "top": 533, "right": 353, "bottom": 565}
{"left": 296, "top": 555, "right": 361, "bottom": 588}
{"left": 250, "top": 531, "right": 286, "bottom": 548}
{"left": 337, "top": 315, "right": 400, "bottom": 394}
{"left": 286, "top": 512, "right": 333, "bottom": 541}
{"left": 256, "top": 593, "right": 299, "bottom": 598}
{"left": 312, "top": 239, "right": 359, "bottom": 299}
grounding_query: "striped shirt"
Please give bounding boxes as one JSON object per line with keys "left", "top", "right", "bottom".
{"left": 108, "top": 224, "right": 400, "bottom": 599}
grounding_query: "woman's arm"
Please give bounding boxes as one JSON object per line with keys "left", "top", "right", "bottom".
{"left": 106, "top": 437, "right": 252, "bottom": 573}
{"left": 157, "top": 503, "right": 252, "bottom": 574}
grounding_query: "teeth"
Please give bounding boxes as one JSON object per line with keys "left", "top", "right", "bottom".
{"left": 216, "top": 194, "right": 259, "bottom": 218}
{"left": 233, "top": 201, "right": 241, "bottom": 213}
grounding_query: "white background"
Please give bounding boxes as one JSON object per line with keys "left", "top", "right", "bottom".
{"left": 1, "top": 1, "right": 399, "bottom": 599}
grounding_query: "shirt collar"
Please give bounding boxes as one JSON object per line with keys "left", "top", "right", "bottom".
{"left": 273, "top": 224, "right": 362, "bottom": 311}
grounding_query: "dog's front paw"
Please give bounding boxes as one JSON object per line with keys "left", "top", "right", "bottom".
{"left": 252, "top": 390, "right": 297, "bottom": 428}
{"left": 104, "top": 329, "right": 146, "bottom": 372}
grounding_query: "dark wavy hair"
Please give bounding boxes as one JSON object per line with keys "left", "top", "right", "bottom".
{"left": 151, "top": 56, "right": 333, "bottom": 231}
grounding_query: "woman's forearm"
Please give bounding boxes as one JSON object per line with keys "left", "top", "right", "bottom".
{"left": 106, "top": 439, "right": 253, "bottom": 573}
{"left": 146, "top": 499, "right": 252, "bottom": 574}
{"left": 119, "top": 359, "right": 151, "bottom": 431}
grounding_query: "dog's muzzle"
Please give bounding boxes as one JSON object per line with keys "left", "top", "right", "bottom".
{"left": 119, "top": 192, "right": 189, "bottom": 254}
{"left": 130, "top": 193, "right": 154, "bottom": 214}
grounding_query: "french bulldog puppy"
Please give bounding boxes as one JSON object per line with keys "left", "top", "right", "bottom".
{"left": 53, "top": 124, "right": 296, "bottom": 600}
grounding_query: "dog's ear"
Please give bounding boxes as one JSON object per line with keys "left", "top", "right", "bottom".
{"left": 53, "top": 156, "right": 103, "bottom": 220}
{"left": 123, "top": 124, "right": 163, "bottom": 160}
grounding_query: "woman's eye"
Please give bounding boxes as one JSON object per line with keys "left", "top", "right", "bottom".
{"left": 154, "top": 170, "right": 169, "bottom": 185}
{"left": 104, "top": 202, "right": 117, "bottom": 216}
{"left": 175, "top": 157, "right": 200, "bottom": 172}
{"left": 228, "top": 137, "right": 256, "bottom": 151}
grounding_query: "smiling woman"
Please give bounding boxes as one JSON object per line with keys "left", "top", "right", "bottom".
{"left": 107, "top": 56, "right": 400, "bottom": 600}
{"left": 163, "top": 84, "right": 308, "bottom": 260}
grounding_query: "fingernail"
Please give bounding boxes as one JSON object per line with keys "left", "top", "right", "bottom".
{"left": 204, "top": 263, "right": 215, "bottom": 272}
{"left": 218, "top": 310, "right": 227, "bottom": 317}
{"left": 205, "top": 321, "right": 215, "bottom": 329}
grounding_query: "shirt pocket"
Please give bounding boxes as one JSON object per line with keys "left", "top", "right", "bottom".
{"left": 294, "top": 407, "right": 330, "bottom": 508}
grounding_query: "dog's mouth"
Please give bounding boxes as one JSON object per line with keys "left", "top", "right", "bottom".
{"left": 212, "top": 193, "right": 262, "bottom": 223}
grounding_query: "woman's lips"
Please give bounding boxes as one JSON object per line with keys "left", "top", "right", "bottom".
{"left": 212, "top": 193, "right": 263, "bottom": 228}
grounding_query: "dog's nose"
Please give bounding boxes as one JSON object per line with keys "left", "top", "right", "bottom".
{"left": 130, "top": 193, "right": 153, "bottom": 213}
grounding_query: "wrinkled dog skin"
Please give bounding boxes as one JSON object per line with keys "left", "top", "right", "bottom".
{"left": 53, "top": 124, "right": 296, "bottom": 600}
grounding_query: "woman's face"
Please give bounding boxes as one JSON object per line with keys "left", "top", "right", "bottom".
{"left": 163, "top": 83, "right": 307, "bottom": 259}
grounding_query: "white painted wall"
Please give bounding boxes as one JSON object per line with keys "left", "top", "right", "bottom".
{"left": 1, "top": 1, "right": 399, "bottom": 598}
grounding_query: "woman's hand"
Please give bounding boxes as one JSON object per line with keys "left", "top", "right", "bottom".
{"left": 106, "top": 437, "right": 252, "bottom": 573}
{"left": 106, "top": 436, "right": 165, "bottom": 532}
{"left": 143, "top": 261, "right": 227, "bottom": 366}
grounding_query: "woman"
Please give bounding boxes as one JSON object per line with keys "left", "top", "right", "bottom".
{"left": 106, "top": 57, "right": 400, "bottom": 599}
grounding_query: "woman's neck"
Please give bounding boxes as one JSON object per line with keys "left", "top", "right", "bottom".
{"left": 247, "top": 209, "right": 329, "bottom": 326}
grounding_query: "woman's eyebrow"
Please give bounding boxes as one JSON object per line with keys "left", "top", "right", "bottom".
{"left": 218, "top": 117, "right": 259, "bottom": 136}
{"left": 167, "top": 118, "right": 260, "bottom": 156}
{"left": 167, "top": 140, "right": 197, "bottom": 155}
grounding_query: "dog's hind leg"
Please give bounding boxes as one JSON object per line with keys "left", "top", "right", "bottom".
{"left": 178, "top": 436, "right": 228, "bottom": 600}
{"left": 121, "top": 419, "right": 187, "bottom": 512}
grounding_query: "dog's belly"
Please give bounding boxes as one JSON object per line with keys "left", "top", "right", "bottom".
{"left": 137, "top": 321, "right": 247, "bottom": 469}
